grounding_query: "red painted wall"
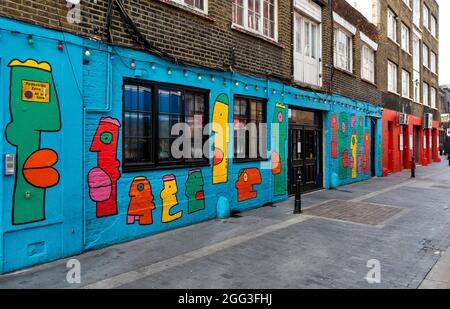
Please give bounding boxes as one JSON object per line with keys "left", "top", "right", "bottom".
{"left": 382, "top": 109, "right": 440, "bottom": 176}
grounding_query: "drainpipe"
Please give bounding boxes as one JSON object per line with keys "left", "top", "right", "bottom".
{"left": 328, "top": 0, "right": 335, "bottom": 94}
{"left": 82, "top": 45, "right": 113, "bottom": 246}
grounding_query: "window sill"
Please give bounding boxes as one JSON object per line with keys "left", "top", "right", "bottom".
{"left": 123, "top": 161, "right": 211, "bottom": 173}
{"left": 233, "top": 158, "right": 269, "bottom": 164}
{"left": 334, "top": 66, "right": 355, "bottom": 77}
{"left": 292, "top": 79, "right": 322, "bottom": 90}
{"left": 387, "top": 90, "right": 400, "bottom": 96}
{"left": 361, "top": 78, "right": 377, "bottom": 87}
{"left": 402, "top": 49, "right": 412, "bottom": 57}
{"left": 155, "top": 0, "right": 214, "bottom": 22}
{"left": 231, "top": 24, "right": 285, "bottom": 49}
{"left": 388, "top": 37, "right": 400, "bottom": 47}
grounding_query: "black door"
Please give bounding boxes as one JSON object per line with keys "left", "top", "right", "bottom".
{"left": 288, "top": 109, "right": 323, "bottom": 195}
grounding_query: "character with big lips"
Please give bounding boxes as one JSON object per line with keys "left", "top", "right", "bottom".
{"left": 88, "top": 117, "right": 121, "bottom": 218}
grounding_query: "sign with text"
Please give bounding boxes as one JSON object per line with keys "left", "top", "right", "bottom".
{"left": 22, "top": 80, "right": 50, "bottom": 103}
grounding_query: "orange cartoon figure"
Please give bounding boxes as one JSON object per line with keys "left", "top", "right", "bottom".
{"left": 127, "top": 177, "right": 155, "bottom": 225}
{"left": 235, "top": 168, "right": 262, "bottom": 202}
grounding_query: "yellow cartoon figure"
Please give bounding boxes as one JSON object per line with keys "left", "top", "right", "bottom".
{"left": 212, "top": 94, "right": 229, "bottom": 184}
{"left": 350, "top": 132, "right": 358, "bottom": 179}
{"left": 160, "top": 174, "right": 182, "bottom": 223}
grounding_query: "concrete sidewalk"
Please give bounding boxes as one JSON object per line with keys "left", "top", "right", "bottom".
{"left": 0, "top": 160, "right": 449, "bottom": 289}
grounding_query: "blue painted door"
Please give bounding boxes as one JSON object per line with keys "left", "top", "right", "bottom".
{"left": 0, "top": 19, "right": 84, "bottom": 272}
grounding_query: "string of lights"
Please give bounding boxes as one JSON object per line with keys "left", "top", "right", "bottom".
{"left": 0, "top": 27, "right": 381, "bottom": 115}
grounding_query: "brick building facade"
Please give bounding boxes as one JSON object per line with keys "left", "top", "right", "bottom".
{"left": 0, "top": 0, "right": 385, "bottom": 272}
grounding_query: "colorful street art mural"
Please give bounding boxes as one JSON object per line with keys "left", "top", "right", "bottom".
{"left": 127, "top": 177, "right": 155, "bottom": 225}
{"left": 272, "top": 103, "right": 287, "bottom": 196}
{"left": 5, "top": 59, "right": 61, "bottom": 225}
{"left": 331, "top": 111, "right": 377, "bottom": 184}
{"left": 160, "top": 174, "right": 182, "bottom": 223}
{"left": 88, "top": 117, "right": 121, "bottom": 218}
{"left": 212, "top": 94, "right": 229, "bottom": 185}
{"left": 235, "top": 168, "right": 262, "bottom": 202}
{"left": 338, "top": 112, "right": 349, "bottom": 180}
{"left": 185, "top": 169, "right": 206, "bottom": 214}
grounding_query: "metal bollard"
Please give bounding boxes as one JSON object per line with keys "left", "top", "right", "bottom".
{"left": 411, "top": 157, "right": 416, "bottom": 178}
{"left": 448, "top": 152, "right": 450, "bottom": 166}
{"left": 294, "top": 169, "right": 302, "bottom": 214}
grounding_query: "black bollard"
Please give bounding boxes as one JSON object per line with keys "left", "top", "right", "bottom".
{"left": 411, "top": 157, "right": 415, "bottom": 178}
{"left": 448, "top": 152, "right": 450, "bottom": 166}
{"left": 294, "top": 169, "right": 302, "bottom": 214}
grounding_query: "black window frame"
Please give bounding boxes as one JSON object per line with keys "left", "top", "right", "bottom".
{"left": 122, "top": 78, "right": 210, "bottom": 172}
{"left": 233, "top": 95, "right": 268, "bottom": 163}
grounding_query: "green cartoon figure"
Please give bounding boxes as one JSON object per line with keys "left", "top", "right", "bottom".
{"left": 272, "top": 103, "right": 287, "bottom": 196}
{"left": 5, "top": 59, "right": 62, "bottom": 225}
{"left": 185, "top": 169, "right": 205, "bottom": 214}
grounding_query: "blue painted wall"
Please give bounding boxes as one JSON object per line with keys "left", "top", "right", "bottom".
{"left": 0, "top": 18, "right": 383, "bottom": 272}
{"left": 0, "top": 17, "right": 84, "bottom": 273}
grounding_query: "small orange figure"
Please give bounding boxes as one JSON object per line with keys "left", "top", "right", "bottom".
{"left": 127, "top": 177, "right": 155, "bottom": 225}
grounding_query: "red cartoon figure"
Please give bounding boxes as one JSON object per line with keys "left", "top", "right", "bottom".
{"left": 88, "top": 117, "right": 121, "bottom": 218}
{"left": 235, "top": 168, "right": 262, "bottom": 202}
{"left": 127, "top": 177, "right": 155, "bottom": 225}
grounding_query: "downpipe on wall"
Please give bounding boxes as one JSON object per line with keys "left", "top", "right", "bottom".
{"left": 82, "top": 46, "right": 113, "bottom": 245}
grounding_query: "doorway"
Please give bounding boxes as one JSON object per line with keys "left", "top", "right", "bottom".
{"left": 387, "top": 121, "right": 394, "bottom": 172}
{"left": 414, "top": 126, "right": 421, "bottom": 163}
{"left": 288, "top": 108, "right": 323, "bottom": 194}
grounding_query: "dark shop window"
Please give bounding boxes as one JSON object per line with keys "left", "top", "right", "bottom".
{"left": 123, "top": 79, "right": 209, "bottom": 171}
{"left": 233, "top": 96, "right": 266, "bottom": 162}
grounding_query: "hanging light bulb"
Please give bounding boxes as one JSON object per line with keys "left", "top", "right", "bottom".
{"left": 235, "top": 81, "right": 240, "bottom": 87}
{"left": 211, "top": 75, "right": 215, "bottom": 82}
{"left": 295, "top": 95, "right": 299, "bottom": 100}
{"left": 57, "top": 41, "right": 63, "bottom": 51}
{"left": 151, "top": 63, "right": 156, "bottom": 70}
{"left": 197, "top": 73, "right": 202, "bottom": 81}
{"left": 27, "top": 35, "right": 33, "bottom": 45}
{"left": 223, "top": 79, "right": 227, "bottom": 86}
{"left": 184, "top": 70, "right": 189, "bottom": 77}
{"left": 245, "top": 84, "right": 249, "bottom": 90}
{"left": 130, "top": 59, "right": 136, "bottom": 69}
{"left": 272, "top": 89, "right": 276, "bottom": 95}
{"left": 255, "top": 85, "right": 259, "bottom": 91}
{"left": 84, "top": 49, "right": 91, "bottom": 57}
{"left": 167, "top": 68, "right": 173, "bottom": 75}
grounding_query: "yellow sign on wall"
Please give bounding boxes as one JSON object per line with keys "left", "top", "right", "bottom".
{"left": 22, "top": 80, "right": 50, "bottom": 103}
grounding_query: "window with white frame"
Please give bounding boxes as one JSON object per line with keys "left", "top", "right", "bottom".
{"left": 334, "top": 27, "right": 352, "bottom": 72}
{"left": 430, "top": 51, "right": 437, "bottom": 74}
{"left": 388, "top": 9, "right": 397, "bottom": 42}
{"left": 174, "top": 0, "right": 207, "bottom": 13}
{"left": 431, "top": 15, "right": 437, "bottom": 37}
{"left": 413, "top": 0, "right": 420, "bottom": 26}
{"left": 402, "top": 70, "right": 410, "bottom": 97}
{"left": 423, "top": 82, "right": 429, "bottom": 105}
{"left": 402, "top": 0, "right": 411, "bottom": 8}
{"left": 361, "top": 45, "right": 375, "bottom": 83}
{"left": 413, "top": 72, "right": 420, "bottom": 102}
{"left": 431, "top": 87, "right": 436, "bottom": 108}
{"left": 388, "top": 61, "right": 398, "bottom": 93}
{"left": 423, "top": 4, "right": 429, "bottom": 29}
{"left": 423, "top": 43, "right": 429, "bottom": 68}
{"left": 232, "top": 0, "right": 277, "bottom": 40}
{"left": 401, "top": 23, "right": 410, "bottom": 52}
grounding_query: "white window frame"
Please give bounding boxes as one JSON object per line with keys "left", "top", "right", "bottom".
{"left": 423, "top": 43, "right": 429, "bottom": 68}
{"left": 401, "top": 23, "right": 410, "bottom": 52}
{"left": 232, "top": 0, "right": 279, "bottom": 41}
{"left": 423, "top": 82, "right": 429, "bottom": 106}
{"left": 361, "top": 45, "right": 375, "bottom": 83}
{"left": 173, "top": 0, "right": 208, "bottom": 14}
{"left": 423, "top": 4, "right": 429, "bottom": 29}
{"left": 402, "top": 70, "right": 410, "bottom": 98}
{"left": 402, "top": 0, "right": 411, "bottom": 9}
{"left": 413, "top": 0, "right": 420, "bottom": 27}
{"left": 388, "top": 9, "right": 397, "bottom": 42}
{"left": 334, "top": 26, "right": 353, "bottom": 73}
{"left": 430, "top": 51, "right": 437, "bottom": 74}
{"left": 430, "top": 87, "right": 436, "bottom": 108}
{"left": 413, "top": 72, "right": 420, "bottom": 103}
{"left": 431, "top": 15, "right": 437, "bottom": 37}
{"left": 388, "top": 61, "right": 398, "bottom": 93}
